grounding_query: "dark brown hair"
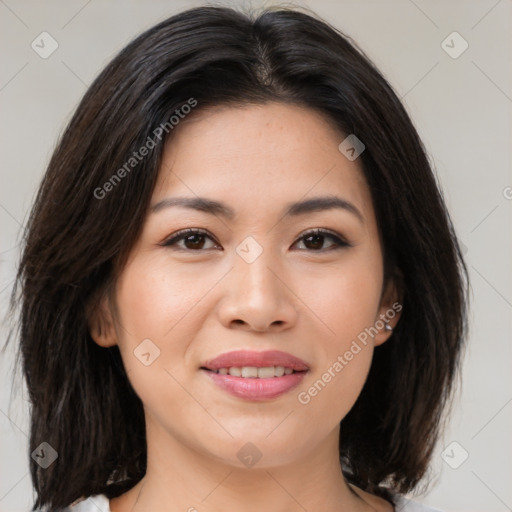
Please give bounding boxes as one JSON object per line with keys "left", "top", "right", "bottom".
{"left": 6, "top": 4, "right": 470, "bottom": 510}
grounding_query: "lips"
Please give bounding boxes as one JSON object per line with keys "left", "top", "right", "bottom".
{"left": 200, "top": 350, "right": 309, "bottom": 401}
{"left": 201, "top": 350, "right": 309, "bottom": 372}
{"left": 200, "top": 350, "right": 309, "bottom": 402}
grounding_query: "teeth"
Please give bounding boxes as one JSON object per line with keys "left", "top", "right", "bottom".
{"left": 241, "top": 366, "right": 258, "bottom": 378}
{"left": 216, "top": 366, "right": 297, "bottom": 378}
{"left": 257, "top": 366, "right": 275, "bottom": 378}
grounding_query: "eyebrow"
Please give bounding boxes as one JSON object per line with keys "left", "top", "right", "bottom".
{"left": 150, "top": 195, "right": 364, "bottom": 224}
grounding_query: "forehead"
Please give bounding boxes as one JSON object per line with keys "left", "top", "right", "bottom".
{"left": 153, "top": 102, "right": 374, "bottom": 224}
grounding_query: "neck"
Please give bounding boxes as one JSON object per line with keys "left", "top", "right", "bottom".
{"left": 110, "top": 415, "right": 389, "bottom": 512}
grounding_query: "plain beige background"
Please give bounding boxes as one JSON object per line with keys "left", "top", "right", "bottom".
{"left": 0, "top": 1, "right": 511, "bottom": 511}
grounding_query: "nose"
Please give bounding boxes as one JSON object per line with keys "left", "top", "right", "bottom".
{"left": 217, "top": 248, "right": 298, "bottom": 333}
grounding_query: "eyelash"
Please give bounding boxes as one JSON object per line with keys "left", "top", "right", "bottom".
{"left": 160, "top": 228, "right": 351, "bottom": 252}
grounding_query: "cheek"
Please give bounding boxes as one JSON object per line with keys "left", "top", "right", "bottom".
{"left": 297, "top": 275, "right": 377, "bottom": 424}
{"left": 297, "top": 346, "right": 373, "bottom": 432}
{"left": 293, "top": 251, "right": 381, "bottom": 419}
{"left": 111, "top": 265, "right": 191, "bottom": 429}
{"left": 111, "top": 254, "right": 223, "bottom": 405}
{"left": 114, "top": 253, "right": 212, "bottom": 341}
{"left": 304, "top": 249, "right": 383, "bottom": 344}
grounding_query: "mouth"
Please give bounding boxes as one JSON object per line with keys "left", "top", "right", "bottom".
{"left": 201, "top": 365, "right": 304, "bottom": 378}
{"left": 200, "top": 350, "right": 309, "bottom": 401}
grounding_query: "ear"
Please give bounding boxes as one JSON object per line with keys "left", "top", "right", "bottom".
{"left": 86, "top": 292, "right": 117, "bottom": 348}
{"left": 373, "top": 271, "right": 403, "bottom": 347}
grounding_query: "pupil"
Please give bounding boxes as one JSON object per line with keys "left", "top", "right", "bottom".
{"left": 186, "top": 235, "right": 203, "bottom": 249}
{"left": 307, "top": 234, "right": 323, "bottom": 249}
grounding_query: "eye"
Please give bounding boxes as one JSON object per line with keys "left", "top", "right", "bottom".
{"left": 160, "top": 228, "right": 221, "bottom": 251}
{"left": 293, "top": 229, "right": 350, "bottom": 251}
{"left": 160, "top": 228, "right": 350, "bottom": 252}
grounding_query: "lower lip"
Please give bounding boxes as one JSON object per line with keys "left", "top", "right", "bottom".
{"left": 203, "top": 370, "right": 307, "bottom": 401}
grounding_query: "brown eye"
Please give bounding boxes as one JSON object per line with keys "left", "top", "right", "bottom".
{"left": 294, "top": 229, "right": 350, "bottom": 251}
{"left": 181, "top": 233, "right": 207, "bottom": 250}
{"left": 160, "top": 228, "right": 350, "bottom": 253}
{"left": 161, "top": 229, "right": 220, "bottom": 251}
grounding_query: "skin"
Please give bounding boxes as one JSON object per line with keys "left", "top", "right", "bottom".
{"left": 90, "top": 102, "right": 402, "bottom": 512}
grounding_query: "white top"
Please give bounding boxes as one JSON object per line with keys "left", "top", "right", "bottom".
{"left": 63, "top": 493, "right": 444, "bottom": 511}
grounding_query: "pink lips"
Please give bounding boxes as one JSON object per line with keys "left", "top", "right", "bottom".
{"left": 202, "top": 350, "right": 309, "bottom": 371}
{"left": 201, "top": 350, "right": 309, "bottom": 401}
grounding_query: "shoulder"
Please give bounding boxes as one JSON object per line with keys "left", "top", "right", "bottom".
{"left": 395, "top": 495, "right": 444, "bottom": 512}
{"left": 61, "top": 494, "right": 111, "bottom": 512}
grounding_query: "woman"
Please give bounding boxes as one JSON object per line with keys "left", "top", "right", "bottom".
{"left": 10, "top": 5, "right": 469, "bottom": 511}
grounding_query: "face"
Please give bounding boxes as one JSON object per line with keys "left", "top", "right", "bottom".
{"left": 91, "top": 102, "right": 400, "bottom": 469}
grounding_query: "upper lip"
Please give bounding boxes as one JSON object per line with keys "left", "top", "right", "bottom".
{"left": 201, "top": 350, "right": 309, "bottom": 371}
